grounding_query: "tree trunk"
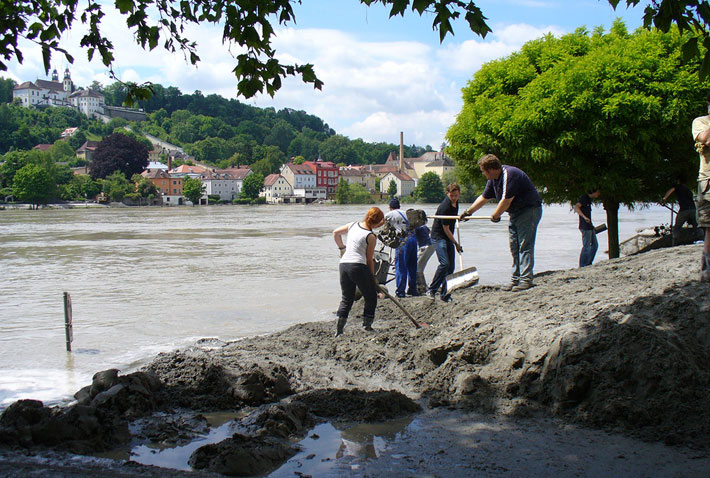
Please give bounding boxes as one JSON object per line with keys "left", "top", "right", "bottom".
{"left": 603, "top": 200, "right": 620, "bottom": 259}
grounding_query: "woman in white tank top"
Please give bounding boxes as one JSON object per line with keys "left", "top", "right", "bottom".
{"left": 332, "top": 207, "right": 385, "bottom": 336}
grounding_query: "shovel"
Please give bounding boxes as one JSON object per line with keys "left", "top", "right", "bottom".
{"left": 431, "top": 215, "right": 481, "bottom": 293}
{"left": 377, "top": 284, "right": 425, "bottom": 328}
{"left": 444, "top": 222, "right": 479, "bottom": 293}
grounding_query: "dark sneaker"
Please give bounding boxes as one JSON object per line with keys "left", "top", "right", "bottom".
{"left": 363, "top": 325, "right": 374, "bottom": 331}
{"left": 426, "top": 290, "right": 436, "bottom": 300}
{"left": 395, "top": 293, "right": 406, "bottom": 298}
{"left": 511, "top": 282, "right": 533, "bottom": 292}
{"left": 439, "top": 294, "right": 452, "bottom": 303}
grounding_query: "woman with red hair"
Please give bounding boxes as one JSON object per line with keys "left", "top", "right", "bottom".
{"left": 332, "top": 207, "right": 385, "bottom": 336}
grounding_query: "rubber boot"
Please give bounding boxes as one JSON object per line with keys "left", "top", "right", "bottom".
{"left": 335, "top": 317, "right": 347, "bottom": 337}
{"left": 362, "top": 316, "right": 374, "bottom": 331}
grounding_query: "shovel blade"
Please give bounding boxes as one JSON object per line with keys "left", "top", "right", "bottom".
{"left": 445, "top": 267, "right": 479, "bottom": 293}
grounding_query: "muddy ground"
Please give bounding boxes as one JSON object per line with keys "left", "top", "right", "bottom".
{"left": 1, "top": 244, "right": 709, "bottom": 476}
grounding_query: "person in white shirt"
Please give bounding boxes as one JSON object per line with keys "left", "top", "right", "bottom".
{"left": 332, "top": 207, "right": 385, "bottom": 336}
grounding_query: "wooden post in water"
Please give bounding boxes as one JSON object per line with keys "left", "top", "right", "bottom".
{"left": 63, "top": 292, "right": 73, "bottom": 352}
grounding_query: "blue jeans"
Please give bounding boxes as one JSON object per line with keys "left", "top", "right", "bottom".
{"left": 395, "top": 235, "right": 418, "bottom": 296}
{"left": 428, "top": 238, "right": 455, "bottom": 296}
{"left": 508, "top": 205, "right": 542, "bottom": 284}
{"left": 579, "top": 228, "right": 598, "bottom": 267}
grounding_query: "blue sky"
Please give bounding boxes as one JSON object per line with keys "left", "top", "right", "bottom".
{"left": 5, "top": 0, "right": 647, "bottom": 149}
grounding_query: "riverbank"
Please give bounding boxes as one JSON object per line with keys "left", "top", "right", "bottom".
{"left": 1, "top": 244, "right": 709, "bottom": 476}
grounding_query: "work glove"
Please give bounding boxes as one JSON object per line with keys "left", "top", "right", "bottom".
{"left": 339, "top": 247, "right": 346, "bottom": 257}
{"left": 490, "top": 215, "right": 501, "bottom": 223}
{"left": 459, "top": 211, "right": 471, "bottom": 221}
{"left": 455, "top": 242, "right": 463, "bottom": 253}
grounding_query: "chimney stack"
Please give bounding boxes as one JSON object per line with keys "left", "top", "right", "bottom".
{"left": 399, "top": 132, "right": 404, "bottom": 173}
{"left": 168, "top": 156, "right": 172, "bottom": 171}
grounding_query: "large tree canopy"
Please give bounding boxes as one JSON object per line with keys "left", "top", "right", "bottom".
{"left": 89, "top": 132, "right": 149, "bottom": 179}
{"left": 447, "top": 22, "right": 710, "bottom": 258}
{"left": 12, "top": 163, "right": 54, "bottom": 208}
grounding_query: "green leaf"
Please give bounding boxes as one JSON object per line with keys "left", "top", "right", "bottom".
{"left": 115, "top": 0, "right": 134, "bottom": 14}
{"left": 681, "top": 37, "right": 698, "bottom": 63}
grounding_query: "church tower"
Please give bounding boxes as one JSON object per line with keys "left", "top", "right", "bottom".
{"left": 62, "top": 68, "right": 73, "bottom": 93}
{"left": 51, "top": 68, "right": 58, "bottom": 82}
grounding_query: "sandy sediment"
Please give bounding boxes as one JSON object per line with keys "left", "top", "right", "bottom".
{"left": 1, "top": 244, "right": 709, "bottom": 476}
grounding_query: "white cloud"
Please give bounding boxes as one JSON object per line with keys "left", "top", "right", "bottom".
{"left": 438, "top": 23, "right": 565, "bottom": 74}
{"left": 3, "top": 8, "right": 567, "bottom": 149}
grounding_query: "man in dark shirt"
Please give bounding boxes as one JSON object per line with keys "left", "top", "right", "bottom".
{"left": 460, "top": 154, "right": 542, "bottom": 291}
{"left": 427, "top": 183, "right": 463, "bottom": 302}
{"left": 663, "top": 178, "right": 698, "bottom": 244}
{"left": 574, "top": 188, "right": 601, "bottom": 267}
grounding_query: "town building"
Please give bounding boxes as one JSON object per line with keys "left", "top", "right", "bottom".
{"left": 142, "top": 169, "right": 185, "bottom": 205}
{"left": 200, "top": 167, "right": 251, "bottom": 201}
{"left": 338, "top": 167, "right": 377, "bottom": 193}
{"left": 304, "top": 159, "right": 339, "bottom": 197}
{"left": 280, "top": 162, "right": 316, "bottom": 190}
{"left": 260, "top": 174, "right": 294, "bottom": 203}
{"left": 380, "top": 171, "right": 415, "bottom": 197}
{"left": 76, "top": 141, "right": 100, "bottom": 162}
{"left": 13, "top": 67, "right": 106, "bottom": 118}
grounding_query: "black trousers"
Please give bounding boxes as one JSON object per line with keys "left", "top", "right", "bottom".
{"left": 337, "top": 262, "right": 378, "bottom": 325}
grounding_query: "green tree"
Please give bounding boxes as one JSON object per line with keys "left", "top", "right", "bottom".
{"left": 89, "top": 132, "right": 149, "bottom": 179}
{"left": 132, "top": 174, "right": 158, "bottom": 198}
{"left": 387, "top": 180, "right": 398, "bottom": 197}
{"left": 319, "top": 135, "right": 358, "bottom": 164}
{"left": 101, "top": 171, "right": 133, "bottom": 202}
{"left": 62, "top": 174, "right": 100, "bottom": 200}
{"left": 182, "top": 176, "right": 205, "bottom": 205}
{"left": 12, "top": 163, "right": 54, "bottom": 208}
{"left": 413, "top": 171, "right": 445, "bottom": 203}
{"left": 241, "top": 173, "right": 265, "bottom": 200}
{"left": 447, "top": 23, "right": 709, "bottom": 258}
{"left": 335, "top": 178, "right": 351, "bottom": 204}
{"left": 0, "top": 77, "right": 16, "bottom": 103}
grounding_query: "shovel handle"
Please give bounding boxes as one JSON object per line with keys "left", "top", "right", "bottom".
{"left": 378, "top": 285, "right": 421, "bottom": 329}
{"left": 431, "top": 215, "right": 494, "bottom": 220}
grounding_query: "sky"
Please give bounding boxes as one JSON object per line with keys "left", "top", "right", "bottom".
{"left": 4, "top": 0, "right": 647, "bottom": 149}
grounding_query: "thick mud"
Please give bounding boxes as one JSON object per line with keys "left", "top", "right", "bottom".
{"left": 1, "top": 244, "right": 709, "bottom": 476}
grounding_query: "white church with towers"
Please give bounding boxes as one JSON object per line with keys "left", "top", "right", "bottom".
{"left": 12, "top": 67, "right": 105, "bottom": 118}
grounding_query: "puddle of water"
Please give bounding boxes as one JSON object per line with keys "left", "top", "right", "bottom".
{"left": 100, "top": 414, "right": 417, "bottom": 474}
{"left": 268, "top": 417, "right": 414, "bottom": 477}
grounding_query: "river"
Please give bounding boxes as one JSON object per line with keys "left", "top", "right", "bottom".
{"left": 0, "top": 202, "right": 674, "bottom": 406}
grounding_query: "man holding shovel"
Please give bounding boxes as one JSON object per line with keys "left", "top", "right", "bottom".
{"left": 460, "top": 154, "right": 542, "bottom": 291}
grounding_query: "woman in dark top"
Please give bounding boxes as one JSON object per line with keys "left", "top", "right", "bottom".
{"left": 427, "top": 183, "right": 463, "bottom": 302}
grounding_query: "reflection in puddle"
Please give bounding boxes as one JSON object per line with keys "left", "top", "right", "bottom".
{"left": 108, "top": 414, "right": 416, "bottom": 475}
{"left": 269, "top": 417, "right": 415, "bottom": 477}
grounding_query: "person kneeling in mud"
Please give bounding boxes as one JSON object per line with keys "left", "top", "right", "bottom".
{"left": 332, "top": 207, "right": 385, "bottom": 336}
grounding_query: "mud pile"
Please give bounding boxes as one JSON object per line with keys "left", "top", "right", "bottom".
{"left": 1, "top": 244, "right": 708, "bottom": 476}
{"left": 145, "top": 244, "right": 709, "bottom": 445}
